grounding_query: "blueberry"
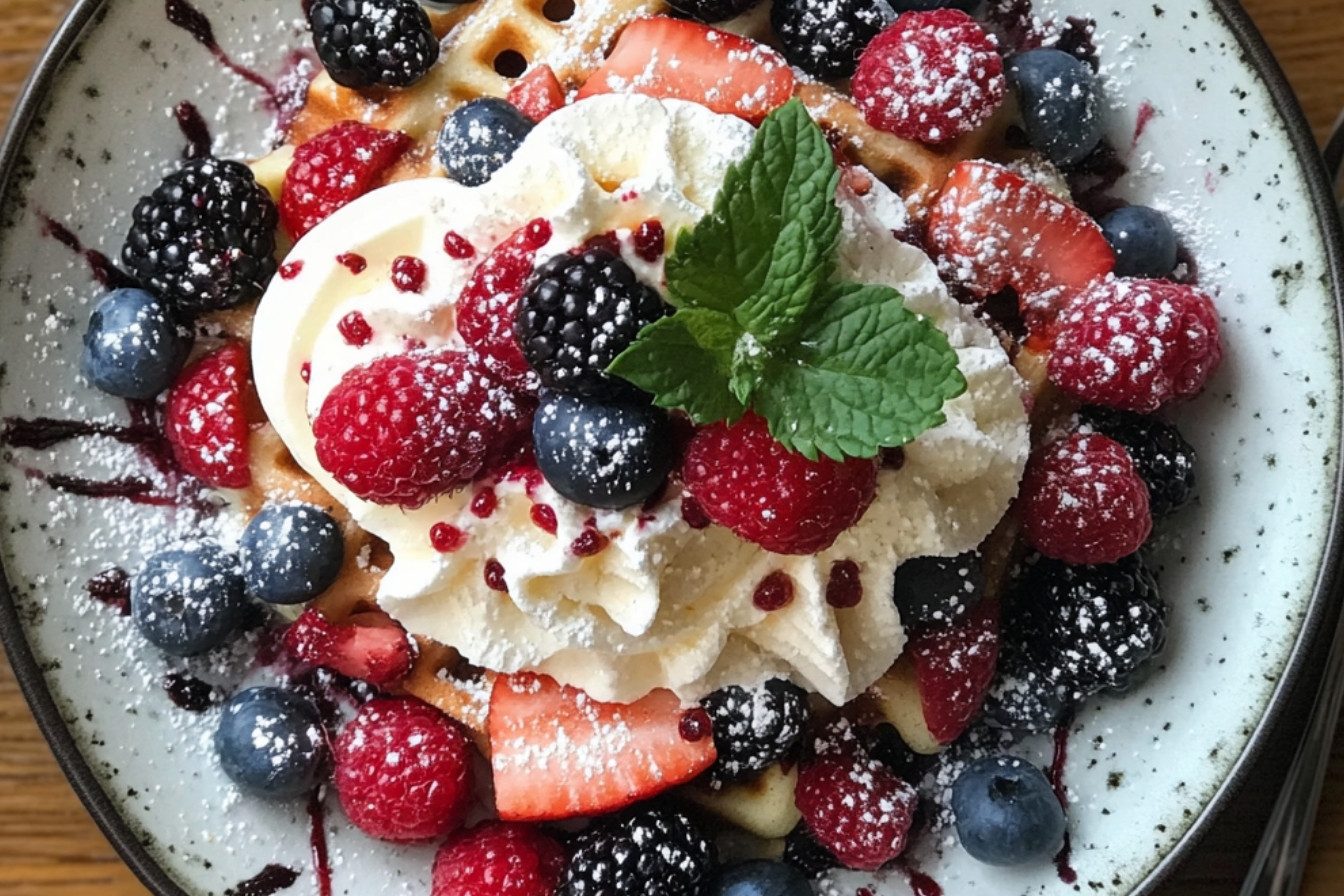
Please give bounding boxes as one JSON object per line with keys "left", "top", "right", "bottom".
{"left": 240, "top": 503, "right": 344, "bottom": 605}
{"left": 1006, "top": 48, "right": 1103, "bottom": 167}
{"left": 436, "top": 98, "right": 533, "bottom": 186}
{"left": 80, "top": 287, "right": 192, "bottom": 399}
{"left": 1098, "top": 205, "right": 1180, "bottom": 279}
{"left": 131, "top": 542, "right": 250, "bottom": 656}
{"left": 709, "top": 859, "right": 813, "bottom": 896}
{"left": 892, "top": 550, "right": 984, "bottom": 629}
{"left": 532, "top": 391, "right": 675, "bottom": 509}
{"left": 952, "top": 755, "right": 1066, "bottom": 865}
{"left": 215, "top": 687, "right": 327, "bottom": 798}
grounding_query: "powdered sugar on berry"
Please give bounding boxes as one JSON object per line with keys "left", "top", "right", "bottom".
{"left": 251, "top": 94, "right": 1029, "bottom": 706}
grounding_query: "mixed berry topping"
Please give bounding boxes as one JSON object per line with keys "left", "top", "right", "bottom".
{"left": 1099, "top": 204, "right": 1181, "bottom": 279}
{"left": 164, "top": 341, "right": 254, "bottom": 490}
{"left": 561, "top": 806, "right": 717, "bottom": 896}
{"left": 664, "top": 0, "right": 759, "bottom": 24}
{"left": 1079, "top": 406, "right": 1198, "bottom": 518}
{"left": 771, "top": 0, "right": 892, "bottom": 80}
{"left": 80, "top": 287, "right": 192, "bottom": 400}
{"left": 121, "top": 157, "right": 277, "bottom": 318}
{"left": 431, "top": 822, "right": 566, "bottom": 896}
{"left": 893, "top": 549, "right": 985, "bottom": 628}
{"left": 281, "top": 607, "right": 416, "bottom": 688}
{"left": 951, "top": 755, "right": 1067, "bottom": 866}
{"left": 239, "top": 503, "right": 344, "bottom": 605}
{"left": 699, "top": 678, "right": 810, "bottom": 788}
{"left": 280, "top": 120, "right": 411, "bottom": 239}
{"left": 1006, "top": 47, "right": 1103, "bottom": 167}
{"left": 437, "top": 97, "right": 534, "bottom": 186}
{"left": 214, "top": 687, "right": 326, "bottom": 799}
{"left": 307, "top": 0, "right": 439, "bottom": 89}
{"left": 130, "top": 541, "right": 251, "bottom": 657}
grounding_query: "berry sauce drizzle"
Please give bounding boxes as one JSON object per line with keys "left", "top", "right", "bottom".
{"left": 228, "top": 863, "right": 300, "bottom": 896}
{"left": 164, "top": 0, "right": 315, "bottom": 135}
{"left": 898, "top": 865, "right": 943, "bottom": 896}
{"left": 163, "top": 671, "right": 219, "bottom": 712}
{"left": 85, "top": 566, "right": 131, "bottom": 616}
{"left": 1049, "top": 717, "right": 1078, "bottom": 885}
{"left": 36, "top": 215, "right": 138, "bottom": 291}
{"left": 175, "top": 100, "right": 214, "bottom": 159}
{"left": 308, "top": 788, "right": 334, "bottom": 896}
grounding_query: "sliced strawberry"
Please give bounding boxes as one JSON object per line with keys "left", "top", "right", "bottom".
{"left": 907, "top": 598, "right": 1000, "bottom": 745}
{"left": 507, "top": 64, "right": 566, "bottom": 123}
{"left": 164, "top": 341, "right": 253, "bottom": 489}
{"left": 488, "top": 672, "right": 716, "bottom": 821}
{"left": 280, "top": 121, "right": 412, "bottom": 240}
{"left": 576, "top": 17, "right": 795, "bottom": 124}
{"left": 282, "top": 607, "right": 415, "bottom": 689}
{"left": 927, "top": 160, "right": 1114, "bottom": 343}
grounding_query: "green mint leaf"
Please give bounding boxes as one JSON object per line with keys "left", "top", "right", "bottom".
{"left": 751, "top": 281, "right": 967, "bottom": 461}
{"left": 607, "top": 310, "right": 747, "bottom": 424}
{"left": 664, "top": 97, "right": 840, "bottom": 342}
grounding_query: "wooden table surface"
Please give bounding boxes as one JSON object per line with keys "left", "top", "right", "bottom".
{"left": 3, "top": 1, "right": 1344, "bottom": 894}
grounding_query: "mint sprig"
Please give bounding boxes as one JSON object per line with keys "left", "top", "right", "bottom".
{"left": 608, "top": 99, "right": 965, "bottom": 461}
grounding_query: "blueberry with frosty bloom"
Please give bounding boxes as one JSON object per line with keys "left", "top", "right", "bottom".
{"left": 130, "top": 541, "right": 252, "bottom": 656}
{"left": 532, "top": 391, "right": 675, "bottom": 509}
{"left": 240, "top": 503, "right": 344, "bottom": 605}
{"left": 81, "top": 287, "right": 192, "bottom": 399}
{"left": 215, "top": 686, "right": 327, "bottom": 798}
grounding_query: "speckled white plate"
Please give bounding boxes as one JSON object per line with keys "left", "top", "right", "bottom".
{"left": 0, "top": 1, "right": 1341, "bottom": 895}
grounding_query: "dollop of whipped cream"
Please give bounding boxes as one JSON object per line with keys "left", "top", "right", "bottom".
{"left": 252, "top": 94, "right": 1029, "bottom": 705}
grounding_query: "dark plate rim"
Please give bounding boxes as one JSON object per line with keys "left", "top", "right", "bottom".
{"left": 0, "top": 2, "right": 1342, "bottom": 895}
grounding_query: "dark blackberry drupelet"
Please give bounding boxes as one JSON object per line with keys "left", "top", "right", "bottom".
{"left": 1010, "top": 552, "right": 1166, "bottom": 700}
{"left": 1080, "top": 406, "right": 1197, "bottom": 518}
{"left": 699, "top": 678, "right": 809, "bottom": 788}
{"left": 781, "top": 823, "right": 840, "bottom": 877}
{"left": 979, "top": 638, "right": 1070, "bottom": 734}
{"left": 562, "top": 807, "right": 716, "bottom": 896}
{"left": 307, "top": 0, "right": 439, "bottom": 89}
{"left": 892, "top": 549, "right": 984, "bottom": 630}
{"left": 516, "top": 247, "right": 666, "bottom": 396}
{"left": 666, "top": 0, "right": 761, "bottom": 23}
{"left": 770, "top": 0, "right": 892, "bottom": 80}
{"left": 121, "top": 158, "right": 278, "bottom": 319}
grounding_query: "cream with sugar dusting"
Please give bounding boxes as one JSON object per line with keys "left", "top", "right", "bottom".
{"left": 252, "top": 94, "right": 1030, "bottom": 706}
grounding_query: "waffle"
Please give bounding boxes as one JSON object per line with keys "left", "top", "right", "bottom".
{"left": 250, "top": 0, "right": 1052, "bottom": 744}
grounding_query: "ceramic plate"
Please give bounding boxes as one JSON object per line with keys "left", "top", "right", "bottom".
{"left": 1, "top": 1, "right": 1341, "bottom": 894}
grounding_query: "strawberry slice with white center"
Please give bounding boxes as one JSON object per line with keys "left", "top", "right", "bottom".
{"left": 576, "top": 17, "right": 795, "bottom": 125}
{"left": 488, "top": 672, "right": 717, "bottom": 821}
{"left": 927, "top": 160, "right": 1115, "bottom": 343}
{"left": 282, "top": 607, "right": 416, "bottom": 689}
{"left": 164, "top": 341, "right": 254, "bottom": 489}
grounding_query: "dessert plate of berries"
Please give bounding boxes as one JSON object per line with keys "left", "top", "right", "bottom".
{"left": 1, "top": 0, "right": 1342, "bottom": 894}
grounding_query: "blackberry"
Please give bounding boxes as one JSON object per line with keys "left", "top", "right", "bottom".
{"left": 781, "top": 823, "right": 839, "bottom": 877}
{"left": 562, "top": 807, "right": 716, "bottom": 896}
{"left": 699, "top": 678, "right": 809, "bottom": 787}
{"left": 771, "top": 0, "right": 892, "bottom": 81}
{"left": 121, "top": 157, "right": 278, "bottom": 319}
{"left": 1010, "top": 553, "right": 1166, "bottom": 700}
{"left": 666, "top": 0, "right": 761, "bottom": 24}
{"left": 980, "top": 638, "right": 1070, "bottom": 734}
{"left": 893, "top": 549, "right": 984, "bottom": 630}
{"left": 1080, "top": 406, "right": 1197, "bottom": 518}
{"left": 516, "top": 247, "right": 666, "bottom": 396}
{"left": 307, "top": 0, "right": 439, "bottom": 89}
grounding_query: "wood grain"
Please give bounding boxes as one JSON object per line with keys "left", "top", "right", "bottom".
{"left": 1, "top": 1, "right": 1343, "bottom": 894}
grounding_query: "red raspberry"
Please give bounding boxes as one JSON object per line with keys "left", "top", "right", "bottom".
{"left": 794, "top": 719, "right": 918, "bottom": 870}
{"left": 164, "top": 341, "right": 253, "bottom": 489}
{"left": 1048, "top": 278, "right": 1222, "bottom": 412}
{"left": 281, "top": 607, "right": 415, "bottom": 689}
{"left": 852, "top": 10, "right": 1006, "bottom": 145}
{"left": 334, "top": 697, "right": 475, "bottom": 842}
{"left": 280, "top": 121, "right": 412, "bottom": 239}
{"left": 431, "top": 821, "right": 565, "bottom": 896}
{"left": 312, "top": 350, "right": 534, "bottom": 508}
{"left": 455, "top": 218, "right": 553, "bottom": 391}
{"left": 681, "top": 413, "right": 878, "bottom": 555}
{"left": 1019, "top": 431, "right": 1152, "bottom": 565}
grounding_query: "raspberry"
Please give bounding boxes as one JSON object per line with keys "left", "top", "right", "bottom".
{"left": 852, "top": 10, "right": 1006, "bottom": 145}
{"left": 795, "top": 719, "right": 918, "bottom": 871}
{"left": 456, "top": 219, "right": 553, "bottom": 391}
{"left": 681, "top": 413, "right": 878, "bottom": 554}
{"left": 1048, "top": 278, "right": 1223, "bottom": 412}
{"left": 431, "top": 822, "right": 565, "bottom": 896}
{"left": 164, "top": 341, "right": 253, "bottom": 489}
{"left": 515, "top": 247, "right": 666, "bottom": 396}
{"left": 307, "top": 0, "right": 439, "bottom": 90}
{"left": 121, "top": 157, "right": 277, "bottom": 318}
{"left": 333, "top": 697, "right": 475, "bottom": 842}
{"left": 312, "top": 350, "right": 533, "bottom": 507}
{"left": 1019, "top": 431, "right": 1152, "bottom": 565}
{"left": 280, "top": 121, "right": 411, "bottom": 239}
